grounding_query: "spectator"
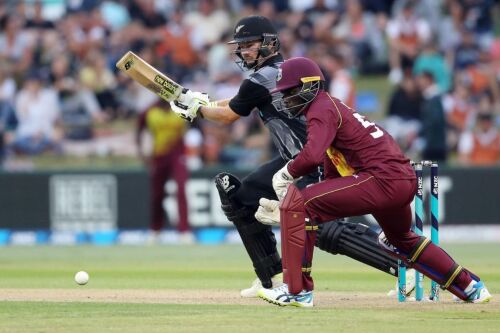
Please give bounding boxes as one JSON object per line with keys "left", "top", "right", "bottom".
{"left": 490, "top": 38, "right": 500, "bottom": 103}
{"left": 391, "top": 0, "right": 442, "bottom": 31}
{"left": 413, "top": 41, "right": 452, "bottom": 93}
{"left": 25, "top": 0, "right": 55, "bottom": 30}
{"left": 452, "top": 27, "right": 481, "bottom": 70}
{"left": 0, "top": 63, "right": 18, "bottom": 164}
{"left": 0, "top": 62, "right": 16, "bottom": 105}
{"left": 416, "top": 71, "right": 447, "bottom": 161}
{"left": 386, "top": 0, "right": 431, "bottom": 84}
{"left": 443, "top": 80, "right": 476, "bottom": 151}
{"left": 79, "top": 49, "right": 118, "bottom": 119}
{"left": 458, "top": 111, "right": 500, "bottom": 165}
{"left": 156, "top": 8, "right": 199, "bottom": 83}
{"left": 383, "top": 74, "right": 422, "bottom": 154}
{"left": 136, "top": 99, "right": 193, "bottom": 243}
{"left": 302, "top": 0, "right": 334, "bottom": 21}
{"left": 50, "top": 53, "right": 104, "bottom": 140}
{"left": 438, "top": 0, "right": 464, "bottom": 57}
{"left": 0, "top": 14, "right": 34, "bottom": 79}
{"left": 11, "top": 71, "right": 62, "bottom": 155}
{"left": 458, "top": 0, "right": 495, "bottom": 50}
{"left": 457, "top": 50, "right": 498, "bottom": 98}
{"left": 183, "top": 0, "right": 231, "bottom": 51}
{"left": 331, "top": 0, "right": 386, "bottom": 73}
{"left": 127, "top": 0, "right": 167, "bottom": 29}
{"left": 321, "top": 51, "right": 356, "bottom": 108}
{"left": 361, "top": 0, "right": 395, "bottom": 16}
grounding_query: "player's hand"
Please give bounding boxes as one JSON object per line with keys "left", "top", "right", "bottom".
{"left": 255, "top": 198, "right": 280, "bottom": 225}
{"left": 272, "top": 162, "right": 295, "bottom": 200}
{"left": 178, "top": 89, "right": 210, "bottom": 106}
{"left": 170, "top": 89, "right": 210, "bottom": 122}
{"left": 170, "top": 100, "right": 198, "bottom": 122}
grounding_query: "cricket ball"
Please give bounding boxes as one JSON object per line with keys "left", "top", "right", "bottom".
{"left": 75, "top": 271, "right": 89, "bottom": 285}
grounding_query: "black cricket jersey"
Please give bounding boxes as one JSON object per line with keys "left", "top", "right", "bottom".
{"left": 228, "top": 54, "right": 307, "bottom": 161}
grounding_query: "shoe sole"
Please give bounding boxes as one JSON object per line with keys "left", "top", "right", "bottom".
{"left": 473, "top": 295, "right": 493, "bottom": 304}
{"left": 257, "top": 293, "right": 313, "bottom": 308}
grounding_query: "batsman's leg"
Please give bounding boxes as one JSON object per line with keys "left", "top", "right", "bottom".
{"left": 316, "top": 220, "right": 416, "bottom": 297}
{"left": 258, "top": 184, "right": 314, "bottom": 307}
{"left": 215, "top": 172, "right": 282, "bottom": 297}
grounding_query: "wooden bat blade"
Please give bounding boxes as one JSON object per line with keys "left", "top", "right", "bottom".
{"left": 116, "top": 51, "right": 183, "bottom": 102}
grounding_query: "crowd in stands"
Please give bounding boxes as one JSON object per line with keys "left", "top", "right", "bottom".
{"left": 0, "top": 0, "right": 499, "bottom": 170}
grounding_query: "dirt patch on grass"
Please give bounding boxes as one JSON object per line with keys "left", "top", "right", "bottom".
{"left": 0, "top": 289, "right": 498, "bottom": 309}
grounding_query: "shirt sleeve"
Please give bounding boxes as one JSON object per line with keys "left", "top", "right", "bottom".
{"left": 288, "top": 109, "right": 337, "bottom": 178}
{"left": 228, "top": 79, "right": 272, "bottom": 117}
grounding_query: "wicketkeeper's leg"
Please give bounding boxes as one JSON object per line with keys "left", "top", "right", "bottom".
{"left": 280, "top": 184, "right": 317, "bottom": 294}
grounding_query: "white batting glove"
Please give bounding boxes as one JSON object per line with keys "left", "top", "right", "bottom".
{"left": 255, "top": 198, "right": 280, "bottom": 225}
{"left": 178, "top": 89, "right": 210, "bottom": 105}
{"left": 272, "top": 162, "right": 295, "bottom": 201}
{"left": 170, "top": 90, "right": 210, "bottom": 122}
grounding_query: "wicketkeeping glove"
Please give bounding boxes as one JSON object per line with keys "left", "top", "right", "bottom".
{"left": 272, "top": 161, "right": 295, "bottom": 200}
{"left": 254, "top": 198, "right": 280, "bottom": 225}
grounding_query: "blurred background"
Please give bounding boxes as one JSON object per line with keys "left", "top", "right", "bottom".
{"left": 0, "top": 0, "right": 499, "bottom": 245}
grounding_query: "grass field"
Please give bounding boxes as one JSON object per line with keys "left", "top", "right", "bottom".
{"left": 0, "top": 243, "right": 499, "bottom": 333}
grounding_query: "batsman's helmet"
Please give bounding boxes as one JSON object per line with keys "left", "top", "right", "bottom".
{"left": 228, "top": 15, "right": 280, "bottom": 69}
{"left": 271, "top": 57, "right": 325, "bottom": 118}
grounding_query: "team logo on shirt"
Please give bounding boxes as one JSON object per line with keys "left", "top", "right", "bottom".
{"left": 276, "top": 68, "right": 282, "bottom": 82}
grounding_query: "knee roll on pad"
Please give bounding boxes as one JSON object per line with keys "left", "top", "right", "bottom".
{"left": 316, "top": 221, "right": 399, "bottom": 276}
{"left": 215, "top": 172, "right": 281, "bottom": 288}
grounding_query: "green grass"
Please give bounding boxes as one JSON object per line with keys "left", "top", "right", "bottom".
{"left": 0, "top": 244, "right": 499, "bottom": 332}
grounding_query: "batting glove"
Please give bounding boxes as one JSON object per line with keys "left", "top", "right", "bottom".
{"left": 170, "top": 91, "right": 209, "bottom": 122}
{"left": 255, "top": 198, "right": 280, "bottom": 225}
{"left": 272, "top": 162, "right": 295, "bottom": 201}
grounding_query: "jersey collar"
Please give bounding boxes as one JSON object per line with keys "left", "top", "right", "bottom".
{"left": 256, "top": 53, "right": 284, "bottom": 70}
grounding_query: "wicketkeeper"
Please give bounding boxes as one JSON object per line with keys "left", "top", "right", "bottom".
{"left": 256, "top": 56, "right": 492, "bottom": 307}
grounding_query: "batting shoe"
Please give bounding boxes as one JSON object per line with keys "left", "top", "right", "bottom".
{"left": 464, "top": 280, "right": 493, "bottom": 304}
{"left": 387, "top": 268, "right": 416, "bottom": 298}
{"left": 240, "top": 273, "right": 283, "bottom": 298}
{"left": 257, "top": 284, "right": 314, "bottom": 308}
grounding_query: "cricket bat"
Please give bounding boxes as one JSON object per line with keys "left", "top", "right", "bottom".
{"left": 116, "top": 51, "right": 185, "bottom": 102}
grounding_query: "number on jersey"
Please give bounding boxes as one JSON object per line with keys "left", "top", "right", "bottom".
{"left": 352, "top": 112, "right": 383, "bottom": 139}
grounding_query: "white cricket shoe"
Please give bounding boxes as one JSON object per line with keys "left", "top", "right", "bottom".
{"left": 240, "top": 273, "right": 283, "bottom": 298}
{"left": 387, "top": 268, "right": 416, "bottom": 298}
{"left": 464, "top": 280, "right": 493, "bottom": 303}
{"left": 258, "top": 284, "right": 313, "bottom": 307}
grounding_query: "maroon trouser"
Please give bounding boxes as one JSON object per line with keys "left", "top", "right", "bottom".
{"left": 292, "top": 172, "right": 473, "bottom": 293}
{"left": 150, "top": 147, "right": 189, "bottom": 232}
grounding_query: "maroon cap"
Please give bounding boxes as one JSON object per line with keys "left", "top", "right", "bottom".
{"left": 272, "top": 57, "right": 324, "bottom": 93}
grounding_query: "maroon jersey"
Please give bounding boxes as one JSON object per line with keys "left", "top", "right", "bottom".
{"left": 288, "top": 92, "right": 415, "bottom": 180}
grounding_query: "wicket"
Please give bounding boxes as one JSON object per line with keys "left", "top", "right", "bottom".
{"left": 398, "top": 160, "right": 440, "bottom": 302}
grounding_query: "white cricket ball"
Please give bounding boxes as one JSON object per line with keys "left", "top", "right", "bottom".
{"left": 75, "top": 271, "right": 89, "bottom": 285}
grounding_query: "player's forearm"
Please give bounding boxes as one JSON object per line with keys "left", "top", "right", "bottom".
{"left": 199, "top": 103, "right": 240, "bottom": 125}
